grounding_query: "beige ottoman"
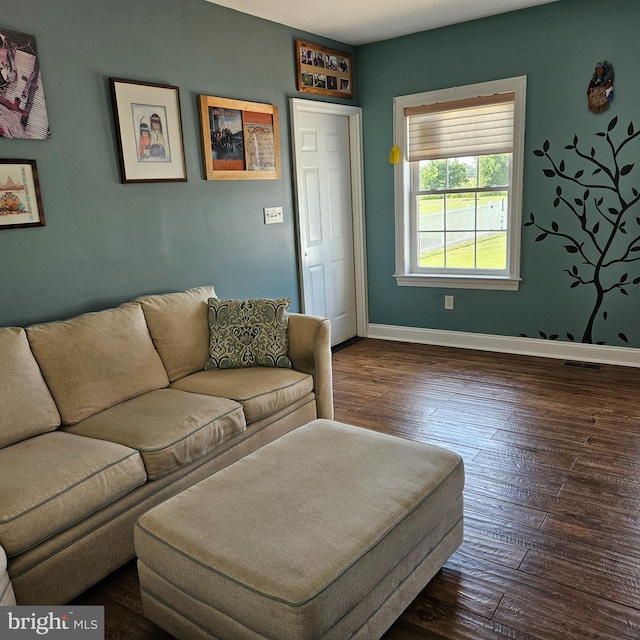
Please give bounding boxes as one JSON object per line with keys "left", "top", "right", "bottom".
{"left": 135, "top": 419, "right": 464, "bottom": 640}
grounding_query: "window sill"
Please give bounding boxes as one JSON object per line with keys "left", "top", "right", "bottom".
{"left": 394, "top": 273, "right": 521, "bottom": 291}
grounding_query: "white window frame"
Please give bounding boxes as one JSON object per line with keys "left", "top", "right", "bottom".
{"left": 393, "top": 76, "right": 527, "bottom": 291}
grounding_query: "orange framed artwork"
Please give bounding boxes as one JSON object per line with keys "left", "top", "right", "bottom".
{"left": 296, "top": 40, "right": 353, "bottom": 99}
{"left": 198, "top": 95, "right": 280, "bottom": 181}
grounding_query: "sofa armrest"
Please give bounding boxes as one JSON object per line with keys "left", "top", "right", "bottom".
{"left": 0, "top": 544, "right": 17, "bottom": 606}
{"left": 287, "top": 313, "right": 333, "bottom": 420}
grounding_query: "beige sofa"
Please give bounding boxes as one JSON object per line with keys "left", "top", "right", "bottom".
{"left": 0, "top": 286, "right": 332, "bottom": 606}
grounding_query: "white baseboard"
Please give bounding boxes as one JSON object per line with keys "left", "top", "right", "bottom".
{"left": 366, "top": 323, "right": 640, "bottom": 368}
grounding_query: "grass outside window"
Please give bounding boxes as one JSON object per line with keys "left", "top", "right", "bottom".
{"left": 419, "top": 232, "right": 507, "bottom": 269}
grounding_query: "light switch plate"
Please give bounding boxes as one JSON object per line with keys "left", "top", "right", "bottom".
{"left": 264, "top": 206, "right": 283, "bottom": 224}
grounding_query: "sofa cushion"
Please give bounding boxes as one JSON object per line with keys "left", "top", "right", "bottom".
{"left": 63, "top": 389, "right": 246, "bottom": 480}
{"left": 0, "top": 431, "right": 146, "bottom": 557}
{"left": 170, "top": 368, "right": 313, "bottom": 424}
{"left": 136, "top": 286, "right": 216, "bottom": 382}
{"left": 26, "top": 303, "right": 170, "bottom": 425}
{"left": 205, "top": 298, "right": 292, "bottom": 370}
{"left": 0, "top": 327, "right": 61, "bottom": 449}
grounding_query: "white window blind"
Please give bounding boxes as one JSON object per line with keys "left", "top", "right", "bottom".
{"left": 405, "top": 92, "right": 515, "bottom": 162}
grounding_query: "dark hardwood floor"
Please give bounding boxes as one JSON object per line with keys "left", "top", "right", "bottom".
{"left": 72, "top": 338, "right": 640, "bottom": 639}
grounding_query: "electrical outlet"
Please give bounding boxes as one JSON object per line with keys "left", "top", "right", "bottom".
{"left": 264, "top": 206, "right": 283, "bottom": 224}
{"left": 444, "top": 295, "right": 454, "bottom": 310}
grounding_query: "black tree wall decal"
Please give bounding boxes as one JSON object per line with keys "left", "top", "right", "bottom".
{"left": 526, "top": 115, "right": 640, "bottom": 345}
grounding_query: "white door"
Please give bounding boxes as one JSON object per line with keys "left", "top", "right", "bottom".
{"left": 290, "top": 100, "right": 366, "bottom": 346}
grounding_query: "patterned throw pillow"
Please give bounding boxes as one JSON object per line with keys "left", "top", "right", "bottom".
{"left": 205, "top": 298, "right": 292, "bottom": 370}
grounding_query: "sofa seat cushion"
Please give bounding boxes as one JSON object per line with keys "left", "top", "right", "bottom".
{"left": 26, "top": 303, "right": 170, "bottom": 426}
{"left": 0, "top": 431, "right": 146, "bottom": 557}
{"left": 170, "top": 368, "right": 314, "bottom": 424}
{"left": 0, "top": 327, "right": 61, "bottom": 449}
{"left": 136, "top": 286, "right": 216, "bottom": 382}
{"left": 63, "top": 389, "right": 246, "bottom": 480}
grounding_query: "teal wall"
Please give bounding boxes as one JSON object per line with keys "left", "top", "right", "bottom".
{"left": 0, "top": 0, "right": 355, "bottom": 327}
{"left": 3, "top": 0, "right": 639, "bottom": 350}
{"left": 359, "top": 0, "right": 640, "bottom": 348}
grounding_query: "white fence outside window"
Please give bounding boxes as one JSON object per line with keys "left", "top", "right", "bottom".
{"left": 418, "top": 200, "right": 506, "bottom": 254}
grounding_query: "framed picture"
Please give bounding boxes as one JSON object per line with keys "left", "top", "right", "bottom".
{"left": 198, "top": 95, "right": 280, "bottom": 180}
{"left": 0, "top": 28, "right": 51, "bottom": 140}
{"left": 0, "top": 159, "right": 45, "bottom": 229}
{"left": 109, "top": 78, "right": 187, "bottom": 183}
{"left": 296, "top": 40, "right": 353, "bottom": 99}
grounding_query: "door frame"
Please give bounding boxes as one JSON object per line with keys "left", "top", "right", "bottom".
{"left": 289, "top": 98, "right": 368, "bottom": 339}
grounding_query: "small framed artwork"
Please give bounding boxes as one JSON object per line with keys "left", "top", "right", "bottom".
{"left": 0, "top": 159, "right": 45, "bottom": 230}
{"left": 198, "top": 95, "right": 280, "bottom": 180}
{"left": 296, "top": 40, "right": 353, "bottom": 99}
{"left": 109, "top": 78, "right": 187, "bottom": 183}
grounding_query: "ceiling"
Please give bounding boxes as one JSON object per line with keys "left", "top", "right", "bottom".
{"left": 205, "top": 0, "right": 561, "bottom": 46}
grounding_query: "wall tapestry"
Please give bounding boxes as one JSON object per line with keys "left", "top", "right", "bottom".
{"left": 0, "top": 28, "right": 50, "bottom": 139}
{"left": 525, "top": 116, "right": 640, "bottom": 345}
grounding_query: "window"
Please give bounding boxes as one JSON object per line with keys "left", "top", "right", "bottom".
{"left": 393, "top": 76, "right": 527, "bottom": 290}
